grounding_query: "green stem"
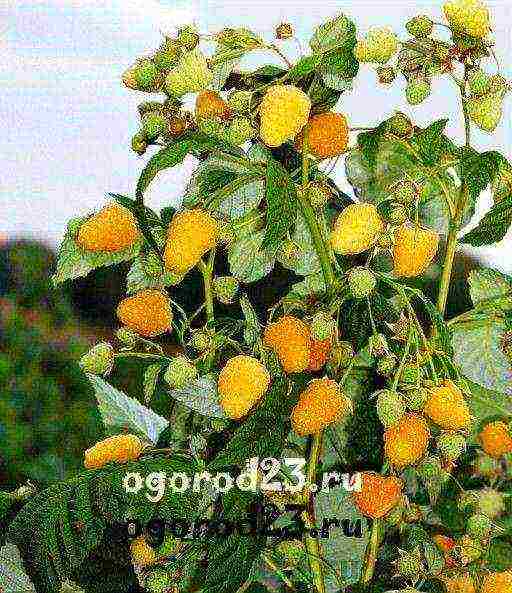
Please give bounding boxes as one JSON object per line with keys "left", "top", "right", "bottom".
{"left": 199, "top": 250, "right": 216, "bottom": 324}
{"left": 303, "top": 431, "right": 326, "bottom": 593}
{"left": 437, "top": 66, "right": 471, "bottom": 315}
{"left": 296, "top": 130, "right": 337, "bottom": 292}
{"left": 361, "top": 518, "right": 382, "bottom": 586}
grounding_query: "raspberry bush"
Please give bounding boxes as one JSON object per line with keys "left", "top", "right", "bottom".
{"left": 2, "top": 2, "right": 512, "bottom": 592}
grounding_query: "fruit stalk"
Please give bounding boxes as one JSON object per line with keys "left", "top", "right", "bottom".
{"left": 296, "top": 130, "right": 337, "bottom": 291}
{"left": 437, "top": 67, "right": 472, "bottom": 315}
{"left": 199, "top": 249, "right": 216, "bottom": 324}
{"left": 361, "top": 518, "right": 382, "bottom": 586}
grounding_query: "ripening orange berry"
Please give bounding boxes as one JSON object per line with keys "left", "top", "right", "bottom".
{"left": 291, "top": 377, "right": 352, "bottom": 436}
{"left": 77, "top": 203, "right": 140, "bottom": 252}
{"left": 307, "top": 337, "right": 332, "bottom": 372}
{"left": 423, "top": 380, "right": 471, "bottom": 431}
{"left": 295, "top": 112, "right": 349, "bottom": 159}
{"left": 393, "top": 224, "right": 439, "bottom": 277}
{"left": 442, "top": 573, "right": 476, "bottom": 593}
{"left": 479, "top": 420, "right": 512, "bottom": 458}
{"left": 481, "top": 571, "right": 512, "bottom": 593}
{"left": 384, "top": 413, "right": 430, "bottom": 467}
{"left": 264, "top": 315, "right": 311, "bottom": 374}
{"left": 84, "top": 434, "right": 143, "bottom": 469}
{"left": 352, "top": 472, "right": 403, "bottom": 519}
{"left": 218, "top": 355, "right": 271, "bottom": 419}
{"left": 195, "top": 90, "right": 232, "bottom": 120}
{"left": 164, "top": 209, "right": 218, "bottom": 275}
{"left": 117, "top": 290, "right": 173, "bottom": 337}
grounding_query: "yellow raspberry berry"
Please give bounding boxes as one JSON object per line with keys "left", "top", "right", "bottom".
{"left": 393, "top": 224, "right": 439, "bottom": 278}
{"left": 291, "top": 378, "right": 352, "bottom": 436}
{"left": 295, "top": 113, "right": 349, "bottom": 159}
{"left": 259, "top": 85, "right": 311, "bottom": 147}
{"left": 195, "top": 90, "right": 232, "bottom": 121}
{"left": 443, "top": 0, "right": 491, "bottom": 38}
{"left": 263, "top": 315, "right": 311, "bottom": 374}
{"left": 352, "top": 472, "right": 403, "bottom": 519}
{"left": 130, "top": 536, "right": 157, "bottom": 567}
{"left": 384, "top": 413, "right": 430, "bottom": 467}
{"left": 330, "top": 203, "right": 384, "bottom": 255}
{"left": 117, "top": 290, "right": 173, "bottom": 337}
{"left": 481, "top": 571, "right": 512, "bottom": 593}
{"left": 424, "top": 380, "right": 471, "bottom": 430}
{"left": 76, "top": 203, "right": 140, "bottom": 253}
{"left": 354, "top": 27, "right": 399, "bottom": 64}
{"left": 307, "top": 337, "right": 332, "bottom": 372}
{"left": 164, "top": 209, "right": 218, "bottom": 275}
{"left": 218, "top": 355, "right": 271, "bottom": 419}
{"left": 479, "top": 420, "right": 512, "bottom": 458}
{"left": 84, "top": 434, "right": 143, "bottom": 469}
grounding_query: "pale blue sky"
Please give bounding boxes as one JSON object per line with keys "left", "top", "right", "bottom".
{"left": 1, "top": 0, "right": 511, "bottom": 269}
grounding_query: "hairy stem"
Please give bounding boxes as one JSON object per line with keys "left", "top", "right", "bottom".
{"left": 199, "top": 250, "right": 216, "bottom": 324}
{"left": 303, "top": 432, "right": 326, "bottom": 593}
{"left": 437, "top": 66, "right": 471, "bottom": 315}
{"left": 361, "top": 518, "right": 382, "bottom": 586}
{"left": 296, "top": 131, "right": 337, "bottom": 291}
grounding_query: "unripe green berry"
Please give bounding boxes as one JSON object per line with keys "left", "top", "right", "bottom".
{"left": 472, "top": 452, "right": 500, "bottom": 479}
{"left": 153, "top": 39, "right": 182, "bottom": 72}
{"left": 347, "top": 266, "right": 377, "bottom": 299}
{"left": 433, "top": 43, "right": 451, "bottom": 63}
{"left": 138, "top": 101, "right": 164, "bottom": 117}
{"left": 376, "top": 389, "right": 406, "bottom": 427}
{"left": 394, "top": 180, "right": 417, "bottom": 204}
{"left": 142, "top": 112, "right": 167, "bottom": 141}
{"left": 145, "top": 567, "right": 173, "bottom": 593}
{"left": 327, "top": 341, "right": 355, "bottom": 372}
{"left": 131, "top": 132, "right": 147, "bottom": 155}
{"left": 437, "top": 431, "right": 466, "bottom": 461}
{"left": 406, "top": 79, "right": 431, "bottom": 105}
{"left": 310, "top": 312, "right": 335, "bottom": 341}
{"left": 475, "top": 488, "right": 506, "bottom": 519}
{"left": 275, "top": 23, "right": 294, "bottom": 40}
{"left": 227, "top": 90, "right": 253, "bottom": 113}
{"left": 418, "top": 456, "right": 442, "bottom": 480}
{"left": 406, "top": 15, "right": 433, "bottom": 38}
{"left": 177, "top": 25, "right": 200, "bottom": 50}
{"left": 307, "top": 181, "right": 331, "bottom": 209}
{"left": 134, "top": 60, "right": 160, "bottom": 91}
{"left": 403, "top": 503, "right": 423, "bottom": 523}
{"left": 396, "top": 549, "right": 423, "bottom": 579}
{"left": 164, "top": 356, "right": 198, "bottom": 389}
{"left": 387, "top": 112, "right": 413, "bottom": 137}
{"left": 466, "top": 513, "right": 492, "bottom": 539}
{"left": 489, "top": 74, "right": 508, "bottom": 93}
{"left": 368, "top": 333, "right": 389, "bottom": 357}
{"left": 399, "top": 363, "right": 421, "bottom": 385}
{"left": 376, "top": 354, "right": 397, "bottom": 377}
{"left": 402, "top": 387, "right": 430, "bottom": 411}
{"left": 377, "top": 230, "right": 395, "bottom": 249}
{"left": 226, "top": 117, "right": 255, "bottom": 145}
{"left": 79, "top": 342, "right": 114, "bottom": 376}
{"left": 116, "top": 327, "right": 139, "bottom": 347}
{"left": 190, "top": 329, "right": 213, "bottom": 352}
{"left": 213, "top": 275, "right": 240, "bottom": 304}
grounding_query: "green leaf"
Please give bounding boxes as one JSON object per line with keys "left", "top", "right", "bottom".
{"left": 287, "top": 55, "right": 322, "bottom": 81}
{"left": 210, "top": 378, "right": 294, "bottom": 470}
{"left": 262, "top": 158, "right": 297, "bottom": 250}
{"left": 450, "top": 317, "right": 512, "bottom": 395}
{"left": 277, "top": 213, "right": 322, "bottom": 276}
{"left": 228, "top": 229, "right": 276, "bottom": 283}
{"left": 461, "top": 194, "right": 512, "bottom": 246}
{"left": 468, "top": 267, "right": 512, "bottom": 307}
{"left": 136, "top": 132, "right": 236, "bottom": 199}
{"left": 357, "top": 123, "right": 388, "bottom": 170}
{"left": 0, "top": 543, "right": 36, "bottom": 593}
{"left": 465, "top": 379, "right": 512, "bottom": 439}
{"left": 411, "top": 119, "right": 458, "bottom": 166}
{"left": 87, "top": 374, "right": 169, "bottom": 443}
{"left": 52, "top": 232, "right": 141, "bottom": 285}
{"left": 285, "top": 273, "right": 326, "bottom": 301}
{"left": 168, "top": 374, "right": 226, "bottom": 418}
{"left": 203, "top": 534, "right": 266, "bottom": 593}
{"left": 143, "top": 363, "right": 162, "bottom": 404}
{"left": 310, "top": 13, "right": 357, "bottom": 54}
{"left": 315, "top": 487, "right": 369, "bottom": 590}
